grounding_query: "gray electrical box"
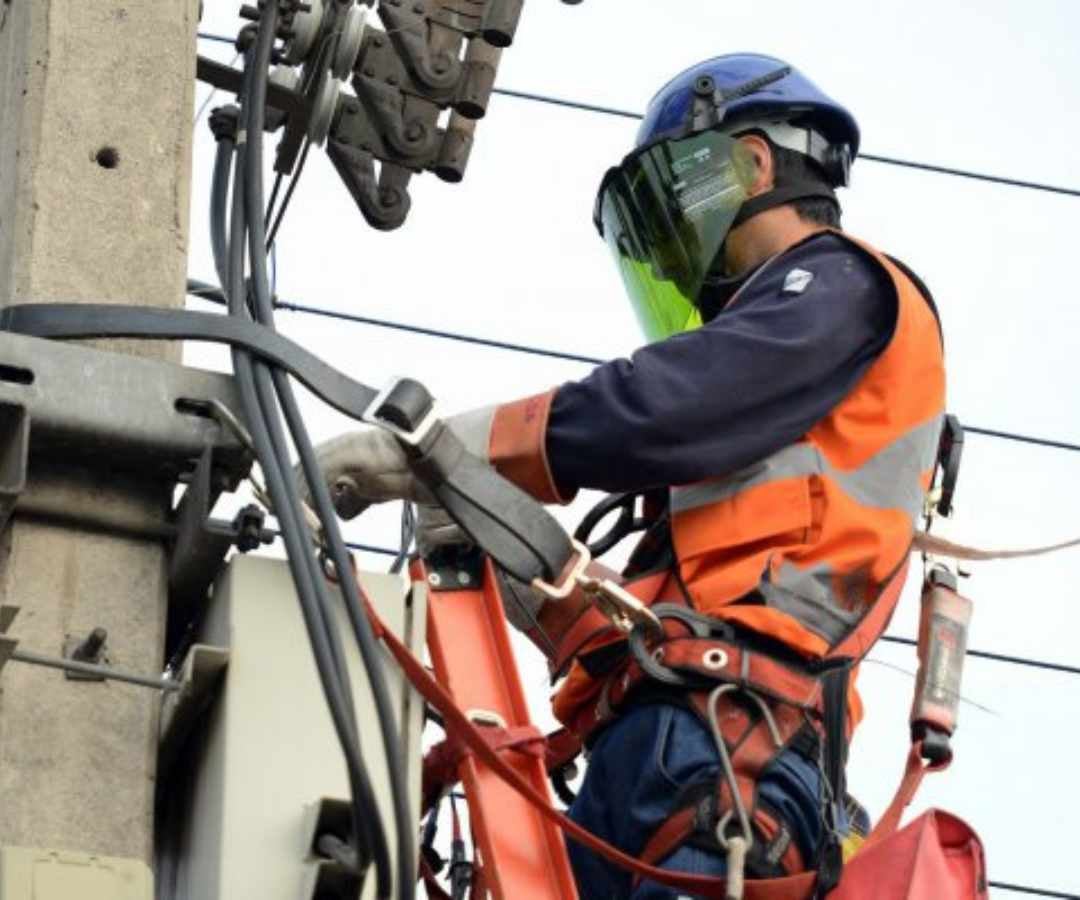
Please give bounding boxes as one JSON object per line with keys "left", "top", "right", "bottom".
{"left": 156, "top": 555, "right": 426, "bottom": 900}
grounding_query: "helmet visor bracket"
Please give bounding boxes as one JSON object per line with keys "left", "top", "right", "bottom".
{"left": 595, "top": 131, "right": 756, "bottom": 342}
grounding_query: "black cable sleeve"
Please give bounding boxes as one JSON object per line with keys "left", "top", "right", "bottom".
{"left": 0, "top": 304, "right": 381, "bottom": 420}
{"left": 226, "top": 45, "right": 388, "bottom": 892}
{"left": 242, "top": 17, "right": 414, "bottom": 893}
{"left": 210, "top": 138, "right": 233, "bottom": 287}
{"left": 239, "top": 27, "right": 387, "bottom": 892}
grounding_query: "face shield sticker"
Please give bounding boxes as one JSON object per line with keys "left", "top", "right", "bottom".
{"left": 671, "top": 148, "right": 748, "bottom": 222}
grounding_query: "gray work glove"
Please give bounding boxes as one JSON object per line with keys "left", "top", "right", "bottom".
{"left": 302, "top": 407, "right": 494, "bottom": 520}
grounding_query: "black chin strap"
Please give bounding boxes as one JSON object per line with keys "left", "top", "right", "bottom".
{"left": 695, "top": 179, "right": 839, "bottom": 320}
{"left": 697, "top": 264, "right": 762, "bottom": 321}
{"left": 730, "top": 179, "right": 838, "bottom": 230}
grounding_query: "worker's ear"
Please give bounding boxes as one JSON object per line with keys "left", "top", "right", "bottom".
{"left": 735, "top": 133, "right": 775, "bottom": 197}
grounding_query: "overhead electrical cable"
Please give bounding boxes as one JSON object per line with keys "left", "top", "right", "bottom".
{"left": 986, "top": 881, "right": 1080, "bottom": 899}
{"left": 489, "top": 87, "right": 1080, "bottom": 199}
{"left": 196, "top": 31, "right": 1080, "bottom": 199}
{"left": 187, "top": 279, "right": 1080, "bottom": 457}
{"left": 880, "top": 635, "right": 1080, "bottom": 677}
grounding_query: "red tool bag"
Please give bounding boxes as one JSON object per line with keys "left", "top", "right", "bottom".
{"left": 831, "top": 809, "right": 986, "bottom": 900}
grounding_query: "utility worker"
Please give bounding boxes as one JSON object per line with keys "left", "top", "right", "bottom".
{"left": 308, "top": 54, "right": 946, "bottom": 899}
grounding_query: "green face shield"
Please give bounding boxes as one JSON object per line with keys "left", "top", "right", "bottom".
{"left": 594, "top": 132, "right": 756, "bottom": 342}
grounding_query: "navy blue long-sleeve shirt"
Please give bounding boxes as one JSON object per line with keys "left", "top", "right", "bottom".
{"left": 546, "top": 232, "right": 899, "bottom": 495}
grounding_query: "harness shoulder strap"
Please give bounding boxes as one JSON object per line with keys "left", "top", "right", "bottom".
{"left": 884, "top": 253, "right": 943, "bottom": 347}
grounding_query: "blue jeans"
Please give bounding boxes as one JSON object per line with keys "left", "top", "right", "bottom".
{"left": 567, "top": 704, "right": 826, "bottom": 900}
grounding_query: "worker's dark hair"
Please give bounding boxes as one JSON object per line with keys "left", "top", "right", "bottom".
{"left": 767, "top": 138, "right": 843, "bottom": 228}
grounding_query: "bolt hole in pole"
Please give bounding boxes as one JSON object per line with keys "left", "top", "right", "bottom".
{"left": 94, "top": 146, "right": 120, "bottom": 169}
{"left": 0, "top": 364, "right": 33, "bottom": 385}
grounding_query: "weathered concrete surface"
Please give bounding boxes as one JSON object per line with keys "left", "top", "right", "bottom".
{"left": 0, "top": 0, "right": 199, "bottom": 865}
{"left": 0, "top": 0, "right": 196, "bottom": 360}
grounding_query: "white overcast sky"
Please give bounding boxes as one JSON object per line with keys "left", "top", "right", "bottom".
{"left": 191, "top": 2, "right": 1080, "bottom": 896}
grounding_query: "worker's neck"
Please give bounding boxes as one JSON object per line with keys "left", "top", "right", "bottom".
{"left": 726, "top": 206, "right": 828, "bottom": 275}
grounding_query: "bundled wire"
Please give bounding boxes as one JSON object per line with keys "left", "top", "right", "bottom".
{"left": 209, "top": 9, "right": 414, "bottom": 898}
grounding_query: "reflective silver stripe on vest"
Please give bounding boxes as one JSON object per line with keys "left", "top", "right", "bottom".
{"left": 670, "top": 414, "right": 943, "bottom": 645}
{"left": 759, "top": 561, "right": 860, "bottom": 645}
{"left": 671, "top": 413, "right": 943, "bottom": 520}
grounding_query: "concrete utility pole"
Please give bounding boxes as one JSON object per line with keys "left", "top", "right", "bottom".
{"left": 0, "top": 0, "right": 198, "bottom": 868}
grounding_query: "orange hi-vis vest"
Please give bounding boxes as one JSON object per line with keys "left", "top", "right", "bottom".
{"left": 489, "top": 232, "right": 946, "bottom": 729}
{"left": 669, "top": 236, "right": 946, "bottom": 662}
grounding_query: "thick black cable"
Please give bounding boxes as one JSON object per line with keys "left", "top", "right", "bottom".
{"left": 243, "top": 13, "right": 414, "bottom": 898}
{"left": 236, "top": 27, "right": 387, "bottom": 894}
{"left": 209, "top": 140, "right": 232, "bottom": 284}
{"left": 227, "top": 134, "right": 384, "bottom": 885}
{"left": 222, "top": 41, "right": 389, "bottom": 895}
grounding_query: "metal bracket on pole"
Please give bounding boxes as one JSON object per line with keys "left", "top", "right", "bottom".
{"left": 158, "top": 642, "right": 230, "bottom": 775}
{"left": 167, "top": 444, "right": 272, "bottom": 653}
{"left": 0, "top": 331, "right": 253, "bottom": 484}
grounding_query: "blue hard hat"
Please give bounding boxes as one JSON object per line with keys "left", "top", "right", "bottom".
{"left": 637, "top": 53, "right": 860, "bottom": 159}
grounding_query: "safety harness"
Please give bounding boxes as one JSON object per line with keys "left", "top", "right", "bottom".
{"left": 545, "top": 551, "right": 915, "bottom": 893}
{"left": 404, "top": 548, "right": 954, "bottom": 900}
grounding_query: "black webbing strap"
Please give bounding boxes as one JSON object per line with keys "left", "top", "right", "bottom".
{"left": 814, "top": 664, "right": 850, "bottom": 896}
{"left": 0, "top": 303, "right": 381, "bottom": 418}
{"left": 409, "top": 421, "right": 573, "bottom": 582}
{"left": 1, "top": 302, "right": 573, "bottom": 583}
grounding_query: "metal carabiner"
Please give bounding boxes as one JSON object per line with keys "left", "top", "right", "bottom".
{"left": 704, "top": 684, "right": 785, "bottom": 852}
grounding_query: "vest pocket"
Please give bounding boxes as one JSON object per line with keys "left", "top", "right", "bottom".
{"left": 672, "top": 476, "right": 813, "bottom": 562}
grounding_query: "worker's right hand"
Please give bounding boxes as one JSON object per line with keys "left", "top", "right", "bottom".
{"left": 301, "top": 428, "right": 436, "bottom": 519}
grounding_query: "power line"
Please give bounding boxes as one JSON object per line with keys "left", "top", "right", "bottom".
{"left": 988, "top": 880, "right": 1080, "bottom": 899}
{"left": 276, "top": 298, "right": 604, "bottom": 366}
{"left": 879, "top": 635, "right": 1080, "bottom": 677}
{"left": 194, "top": 32, "right": 1080, "bottom": 200}
{"left": 490, "top": 87, "right": 1080, "bottom": 200}
{"left": 333, "top": 536, "right": 1079, "bottom": 679}
{"left": 186, "top": 278, "right": 1080, "bottom": 457}
{"left": 963, "top": 425, "right": 1080, "bottom": 455}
